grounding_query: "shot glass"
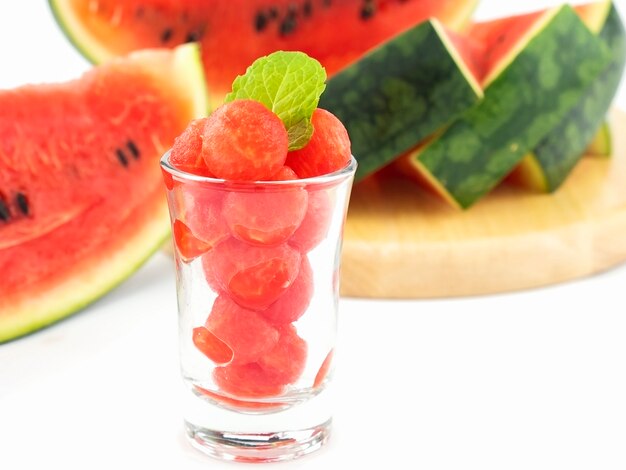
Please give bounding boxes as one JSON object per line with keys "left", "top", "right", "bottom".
{"left": 160, "top": 152, "right": 357, "bottom": 463}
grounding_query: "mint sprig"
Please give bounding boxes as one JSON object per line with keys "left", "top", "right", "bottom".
{"left": 225, "top": 51, "right": 326, "bottom": 151}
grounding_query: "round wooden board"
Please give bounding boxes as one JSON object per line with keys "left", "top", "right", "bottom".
{"left": 340, "top": 111, "right": 626, "bottom": 299}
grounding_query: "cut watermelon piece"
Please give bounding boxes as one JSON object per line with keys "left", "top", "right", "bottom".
{"left": 202, "top": 238, "right": 301, "bottom": 310}
{"left": 49, "top": 0, "right": 479, "bottom": 109}
{"left": 288, "top": 189, "right": 332, "bottom": 253}
{"left": 205, "top": 295, "right": 280, "bottom": 365}
{"left": 511, "top": 1, "right": 625, "bottom": 192}
{"left": 213, "top": 362, "right": 286, "bottom": 399}
{"left": 399, "top": 6, "right": 611, "bottom": 208}
{"left": 285, "top": 108, "right": 352, "bottom": 179}
{"left": 201, "top": 100, "right": 289, "bottom": 181}
{"left": 170, "top": 183, "right": 229, "bottom": 261}
{"left": 0, "top": 44, "right": 207, "bottom": 343}
{"left": 319, "top": 18, "right": 483, "bottom": 181}
{"left": 260, "top": 256, "right": 314, "bottom": 326}
{"left": 258, "top": 325, "right": 308, "bottom": 386}
{"left": 223, "top": 185, "right": 308, "bottom": 247}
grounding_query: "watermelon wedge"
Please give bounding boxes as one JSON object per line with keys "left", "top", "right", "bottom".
{"left": 511, "top": 1, "right": 625, "bottom": 192}
{"left": 399, "top": 5, "right": 611, "bottom": 209}
{"left": 0, "top": 44, "right": 208, "bottom": 343}
{"left": 48, "top": 0, "right": 479, "bottom": 109}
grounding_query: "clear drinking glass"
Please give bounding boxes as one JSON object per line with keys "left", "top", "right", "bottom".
{"left": 160, "top": 152, "right": 357, "bottom": 463}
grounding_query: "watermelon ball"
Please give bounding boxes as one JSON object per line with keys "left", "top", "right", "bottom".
{"left": 178, "top": 185, "right": 229, "bottom": 251}
{"left": 270, "top": 166, "right": 299, "bottom": 181}
{"left": 285, "top": 108, "right": 352, "bottom": 178}
{"left": 202, "top": 100, "right": 288, "bottom": 181}
{"left": 213, "top": 363, "right": 285, "bottom": 398}
{"left": 169, "top": 118, "right": 213, "bottom": 177}
{"left": 222, "top": 187, "right": 308, "bottom": 246}
{"left": 258, "top": 325, "right": 308, "bottom": 385}
{"left": 192, "top": 326, "right": 233, "bottom": 365}
{"left": 260, "top": 256, "right": 314, "bottom": 325}
{"left": 202, "top": 238, "right": 301, "bottom": 310}
{"left": 289, "top": 189, "right": 333, "bottom": 253}
{"left": 205, "top": 295, "right": 279, "bottom": 365}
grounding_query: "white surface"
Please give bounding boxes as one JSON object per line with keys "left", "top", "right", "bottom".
{"left": 1, "top": 1, "right": 626, "bottom": 469}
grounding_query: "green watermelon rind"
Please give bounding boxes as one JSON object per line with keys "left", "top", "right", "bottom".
{"left": 527, "top": 3, "right": 626, "bottom": 191}
{"left": 0, "top": 44, "right": 208, "bottom": 344}
{"left": 319, "top": 19, "right": 483, "bottom": 181}
{"left": 411, "top": 6, "right": 612, "bottom": 209}
{"left": 49, "top": 0, "right": 112, "bottom": 64}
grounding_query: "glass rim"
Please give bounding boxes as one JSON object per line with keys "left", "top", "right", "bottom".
{"left": 160, "top": 150, "right": 358, "bottom": 187}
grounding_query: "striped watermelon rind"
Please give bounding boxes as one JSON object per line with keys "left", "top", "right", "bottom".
{"left": 319, "top": 19, "right": 483, "bottom": 181}
{"left": 404, "top": 6, "right": 612, "bottom": 209}
{"left": 521, "top": 2, "right": 625, "bottom": 191}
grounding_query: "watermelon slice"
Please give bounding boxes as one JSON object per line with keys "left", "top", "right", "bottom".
{"left": 399, "top": 5, "right": 611, "bottom": 208}
{"left": 48, "top": 0, "right": 479, "bottom": 108}
{"left": 0, "top": 44, "right": 208, "bottom": 342}
{"left": 510, "top": 1, "right": 625, "bottom": 192}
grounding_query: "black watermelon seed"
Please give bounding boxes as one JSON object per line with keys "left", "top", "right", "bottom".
{"left": 127, "top": 140, "right": 140, "bottom": 159}
{"left": 303, "top": 1, "right": 312, "bottom": 16}
{"left": 0, "top": 199, "right": 9, "bottom": 222}
{"left": 160, "top": 28, "right": 173, "bottom": 43}
{"left": 185, "top": 30, "right": 202, "bottom": 43}
{"left": 360, "top": 2, "right": 375, "bottom": 20}
{"left": 255, "top": 11, "right": 269, "bottom": 32}
{"left": 15, "top": 193, "right": 29, "bottom": 216}
{"left": 280, "top": 13, "right": 297, "bottom": 36}
{"left": 116, "top": 148, "right": 129, "bottom": 167}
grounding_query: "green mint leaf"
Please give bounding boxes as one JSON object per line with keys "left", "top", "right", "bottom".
{"left": 225, "top": 51, "right": 326, "bottom": 151}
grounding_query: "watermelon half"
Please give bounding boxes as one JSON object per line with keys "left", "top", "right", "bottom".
{"left": 0, "top": 44, "right": 207, "bottom": 343}
{"left": 48, "top": 0, "right": 479, "bottom": 108}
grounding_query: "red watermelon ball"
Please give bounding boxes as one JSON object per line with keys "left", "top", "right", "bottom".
{"left": 169, "top": 118, "right": 213, "bottom": 177}
{"left": 223, "top": 187, "right": 308, "bottom": 246}
{"left": 178, "top": 185, "right": 229, "bottom": 250}
{"left": 205, "top": 295, "right": 279, "bottom": 364}
{"left": 260, "top": 256, "right": 314, "bottom": 325}
{"left": 202, "top": 238, "right": 301, "bottom": 310}
{"left": 270, "top": 166, "right": 299, "bottom": 181}
{"left": 289, "top": 190, "right": 332, "bottom": 253}
{"left": 285, "top": 108, "right": 352, "bottom": 178}
{"left": 258, "top": 325, "right": 308, "bottom": 385}
{"left": 213, "top": 363, "right": 285, "bottom": 398}
{"left": 202, "top": 100, "right": 288, "bottom": 181}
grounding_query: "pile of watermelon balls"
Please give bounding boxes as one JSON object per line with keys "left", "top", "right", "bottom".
{"left": 166, "top": 98, "right": 352, "bottom": 400}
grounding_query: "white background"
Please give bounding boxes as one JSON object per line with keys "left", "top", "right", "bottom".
{"left": 1, "top": 1, "right": 626, "bottom": 469}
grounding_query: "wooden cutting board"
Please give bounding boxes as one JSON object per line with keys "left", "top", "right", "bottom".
{"left": 340, "top": 111, "right": 626, "bottom": 299}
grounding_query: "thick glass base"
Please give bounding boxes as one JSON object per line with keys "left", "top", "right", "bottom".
{"left": 185, "top": 419, "right": 331, "bottom": 463}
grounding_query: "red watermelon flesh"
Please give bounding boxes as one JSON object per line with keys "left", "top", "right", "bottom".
{"left": 258, "top": 325, "right": 308, "bottom": 385}
{"left": 469, "top": 10, "right": 546, "bottom": 84}
{"left": 0, "top": 44, "right": 207, "bottom": 342}
{"left": 205, "top": 295, "right": 280, "bottom": 364}
{"left": 50, "top": 0, "right": 480, "bottom": 108}
{"left": 202, "top": 237, "right": 301, "bottom": 310}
